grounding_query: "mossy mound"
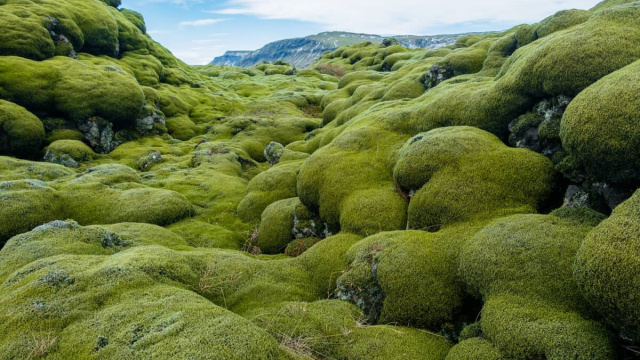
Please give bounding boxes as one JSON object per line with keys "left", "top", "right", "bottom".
{"left": 402, "top": 127, "right": 557, "bottom": 230}
{"left": 237, "top": 161, "right": 301, "bottom": 222}
{"left": 61, "top": 182, "right": 194, "bottom": 226}
{"left": 0, "top": 180, "right": 62, "bottom": 245}
{"left": 44, "top": 139, "right": 96, "bottom": 167}
{"left": 297, "top": 126, "right": 408, "bottom": 236}
{"left": 481, "top": 294, "right": 614, "bottom": 360}
{"left": 445, "top": 338, "right": 504, "bottom": 360}
{"left": 574, "top": 189, "right": 640, "bottom": 340}
{"left": 0, "top": 100, "right": 45, "bottom": 158}
{"left": 561, "top": 59, "right": 640, "bottom": 183}
{"left": 459, "top": 209, "right": 605, "bottom": 307}
{"left": 337, "top": 225, "right": 478, "bottom": 329}
{"left": 257, "top": 197, "right": 299, "bottom": 254}
{"left": 459, "top": 208, "right": 615, "bottom": 359}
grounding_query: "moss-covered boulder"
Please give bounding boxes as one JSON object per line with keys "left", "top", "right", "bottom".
{"left": 337, "top": 226, "right": 476, "bottom": 328}
{"left": 0, "top": 180, "right": 62, "bottom": 245}
{"left": 44, "top": 140, "right": 95, "bottom": 168}
{"left": 459, "top": 208, "right": 615, "bottom": 359}
{"left": 237, "top": 160, "right": 301, "bottom": 222}
{"left": 400, "top": 127, "right": 557, "bottom": 230}
{"left": 445, "top": 338, "right": 504, "bottom": 360}
{"left": 560, "top": 59, "right": 640, "bottom": 183}
{"left": 481, "top": 294, "right": 614, "bottom": 360}
{"left": 0, "top": 100, "right": 45, "bottom": 158}
{"left": 574, "top": 189, "right": 640, "bottom": 340}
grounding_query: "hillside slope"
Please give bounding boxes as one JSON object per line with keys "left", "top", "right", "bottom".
{"left": 1, "top": 0, "right": 640, "bottom": 359}
{"left": 211, "top": 31, "right": 471, "bottom": 68}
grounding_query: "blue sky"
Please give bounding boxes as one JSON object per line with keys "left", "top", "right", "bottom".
{"left": 122, "top": 0, "right": 603, "bottom": 65}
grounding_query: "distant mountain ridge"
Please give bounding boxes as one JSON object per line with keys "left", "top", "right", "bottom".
{"left": 210, "top": 31, "right": 477, "bottom": 68}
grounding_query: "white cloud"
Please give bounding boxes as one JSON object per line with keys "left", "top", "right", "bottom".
{"left": 179, "top": 18, "right": 226, "bottom": 27}
{"left": 214, "top": 0, "right": 603, "bottom": 34}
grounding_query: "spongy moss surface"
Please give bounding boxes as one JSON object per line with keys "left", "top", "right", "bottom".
{"left": 0, "top": 0, "right": 639, "bottom": 358}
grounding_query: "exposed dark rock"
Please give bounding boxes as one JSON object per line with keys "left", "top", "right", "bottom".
{"left": 291, "top": 203, "right": 332, "bottom": 239}
{"left": 135, "top": 110, "right": 166, "bottom": 136}
{"left": 78, "top": 118, "right": 121, "bottom": 154}
{"left": 43, "top": 150, "right": 79, "bottom": 168}
{"left": 508, "top": 95, "right": 571, "bottom": 157}
{"left": 264, "top": 141, "right": 285, "bottom": 167}
{"left": 423, "top": 64, "right": 453, "bottom": 89}
{"left": 382, "top": 37, "right": 400, "bottom": 47}
{"left": 336, "top": 257, "right": 386, "bottom": 323}
{"left": 563, "top": 185, "right": 589, "bottom": 208}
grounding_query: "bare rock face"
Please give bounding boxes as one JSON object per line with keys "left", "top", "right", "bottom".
{"left": 78, "top": 118, "right": 120, "bottom": 154}
{"left": 423, "top": 64, "right": 453, "bottom": 89}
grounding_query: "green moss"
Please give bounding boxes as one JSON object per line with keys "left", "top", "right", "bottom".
{"left": 0, "top": 100, "right": 45, "bottom": 158}
{"left": 459, "top": 209, "right": 604, "bottom": 308}
{"left": 0, "top": 156, "right": 74, "bottom": 182}
{"left": 60, "top": 182, "right": 194, "bottom": 226}
{"left": 121, "top": 9, "right": 146, "bottom": 33}
{"left": 45, "top": 129, "right": 84, "bottom": 144}
{"left": 0, "top": 180, "right": 62, "bottom": 246}
{"left": 445, "top": 338, "right": 504, "bottom": 360}
{"left": 560, "top": 59, "right": 640, "bottom": 182}
{"left": 257, "top": 198, "right": 299, "bottom": 254}
{"left": 536, "top": 9, "right": 591, "bottom": 38}
{"left": 0, "top": 249, "right": 288, "bottom": 359}
{"left": 45, "top": 140, "right": 95, "bottom": 163}
{"left": 457, "top": 209, "right": 614, "bottom": 359}
{"left": 237, "top": 161, "right": 301, "bottom": 222}
{"left": 514, "top": 24, "right": 538, "bottom": 47}
{"left": 440, "top": 39, "right": 492, "bottom": 75}
{"left": 284, "top": 237, "right": 320, "bottom": 257}
{"left": 166, "top": 219, "right": 242, "bottom": 249}
{"left": 297, "top": 126, "right": 407, "bottom": 233}
{"left": 0, "top": 9, "right": 55, "bottom": 60}
{"left": 54, "top": 59, "right": 144, "bottom": 127}
{"left": 498, "top": 4, "right": 640, "bottom": 98}
{"left": 574, "top": 190, "right": 640, "bottom": 340}
{"left": 381, "top": 79, "right": 425, "bottom": 101}
{"left": 337, "top": 228, "right": 472, "bottom": 328}
{"left": 404, "top": 127, "right": 557, "bottom": 230}
{"left": 481, "top": 294, "right": 614, "bottom": 360}
{"left": 394, "top": 127, "right": 502, "bottom": 191}
{"left": 296, "top": 233, "right": 361, "bottom": 296}
{"left": 339, "top": 188, "right": 407, "bottom": 236}
{"left": 333, "top": 325, "right": 451, "bottom": 360}
{"left": 165, "top": 115, "right": 201, "bottom": 140}
{"left": 337, "top": 71, "right": 385, "bottom": 89}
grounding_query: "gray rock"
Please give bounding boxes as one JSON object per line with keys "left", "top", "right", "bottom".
{"left": 423, "top": 64, "right": 453, "bottom": 89}
{"left": 592, "top": 182, "right": 635, "bottom": 211}
{"left": 264, "top": 141, "right": 285, "bottom": 167}
{"left": 563, "top": 185, "right": 589, "bottom": 208}
{"left": 291, "top": 204, "right": 332, "bottom": 240}
{"left": 509, "top": 95, "right": 571, "bottom": 157}
{"left": 33, "top": 220, "right": 81, "bottom": 232}
{"left": 135, "top": 110, "right": 166, "bottom": 136}
{"left": 43, "top": 149, "right": 79, "bottom": 168}
{"left": 78, "top": 118, "right": 121, "bottom": 154}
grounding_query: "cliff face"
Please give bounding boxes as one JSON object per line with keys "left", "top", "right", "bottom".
{"left": 212, "top": 50, "right": 252, "bottom": 66}
{"left": 210, "top": 31, "right": 473, "bottom": 68}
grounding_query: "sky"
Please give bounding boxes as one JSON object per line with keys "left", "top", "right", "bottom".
{"left": 122, "top": 0, "right": 604, "bottom": 65}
